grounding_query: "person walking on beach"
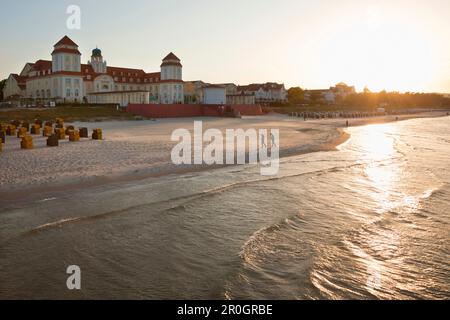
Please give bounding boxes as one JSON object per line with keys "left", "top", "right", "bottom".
{"left": 260, "top": 133, "right": 267, "bottom": 149}
{"left": 270, "top": 132, "right": 277, "bottom": 148}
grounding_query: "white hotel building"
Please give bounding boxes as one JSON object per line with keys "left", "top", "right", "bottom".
{"left": 3, "top": 36, "right": 184, "bottom": 106}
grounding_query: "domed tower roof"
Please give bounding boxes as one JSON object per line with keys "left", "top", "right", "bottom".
{"left": 92, "top": 47, "right": 102, "bottom": 57}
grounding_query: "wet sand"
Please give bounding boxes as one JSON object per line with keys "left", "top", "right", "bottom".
{"left": 0, "top": 111, "right": 447, "bottom": 204}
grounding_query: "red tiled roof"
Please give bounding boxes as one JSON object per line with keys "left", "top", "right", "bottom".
{"left": 32, "top": 60, "right": 52, "bottom": 72}
{"left": 105, "top": 66, "right": 161, "bottom": 83}
{"left": 54, "top": 36, "right": 78, "bottom": 47}
{"left": 144, "top": 72, "right": 161, "bottom": 79}
{"left": 89, "top": 90, "right": 150, "bottom": 95}
{"left": 161, "top": 61, "right": 182, "bottom": 67}
{"left": 163, "top": 52, "right": 180, "bottom": 61}
{"left": 107, "top": 66, "right": 146, "bottom": 77}
{"left": 159, "top": 79, "right": 183, "bottom": 84}
{"left": 203, "top": 84, "right": 225, "bottom": 89}
{"left": 51, "top": 48, "right": 81, "bottom": 55}
{"left": 11, "top": 74, "right": 27, "bottom": 84}
{"left": 21, "top": 58, "right": 162, "bottom": 84}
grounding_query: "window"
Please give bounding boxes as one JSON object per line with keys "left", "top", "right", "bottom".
{"left": 47, "top": 89, "right": 51, "bottom": 97}
{"left": 66, "top": 88, "right": 71, "bottom": 97}
{"left": 75, "top": 89, "right": 79, "bottom": 97}
{"left": 65, "top": 78, "right": 72, "bottom": 86}
{"left": 74, "top": 79, "right": 80, "bottom": 87}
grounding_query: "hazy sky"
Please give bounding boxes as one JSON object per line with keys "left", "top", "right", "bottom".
{"left": 1, "top": 0, "right": 449, "bottom": 92}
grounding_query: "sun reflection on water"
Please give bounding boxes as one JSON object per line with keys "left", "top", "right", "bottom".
{"left": 350, "top": 124, "right": 406, "bottom": 295}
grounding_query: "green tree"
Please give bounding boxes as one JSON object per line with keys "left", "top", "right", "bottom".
{"left": 287, "top": 87, "right": 305, "bottom": 104}
{"left": 0, "top": 79, "right": 6, "bottom": 101}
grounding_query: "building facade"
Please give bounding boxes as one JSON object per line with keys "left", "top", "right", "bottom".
{"left": 237, "top": 82, "right": 288, "bottom": 103}
{"left": 304, "top": 89, "right": 336, "bottom": 104}
{"left": 3, "top": 74, "right": 26, "bottom": 99}
{"left": 183, "top": 80, "right": 206, "bottom": 104}
{"left": 226, "top": 92, "right": 255, "bottom": 105}
{"left": 3, "top": 36, "right": 184, "bottom": 106}
{"left": 330, "top": 82, "right": 356, "bottom": 100}
{"left": 304, "top": 83, "right": 356, "bottom": 104}
{"left": 202, "top": 85, "right": 227, "bottom": 105}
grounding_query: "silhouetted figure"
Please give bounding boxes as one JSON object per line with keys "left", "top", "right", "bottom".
{"left": 346, "top": 120, "right": 349, "bottom": 127}
{"left": 270, "top": 133, "right": 277, "bottom": 148}
{"left": 260, "top": 133, "right": 267, "bottom": 148}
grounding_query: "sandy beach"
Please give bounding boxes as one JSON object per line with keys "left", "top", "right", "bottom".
{"left": 0, "top": 111, "right": 447, "bottom": 199}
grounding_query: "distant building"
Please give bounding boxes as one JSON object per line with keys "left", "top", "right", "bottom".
{"left": 184, "top": 80, "right": 207, "bottom": 104}
{"left": 226, "top": 91, "right": 255, "bottom": 105}
{"left": 219, "top": 83, "right": 238, "bottom": 95}
{"left": 304, "top": 83, "right": 355, "bottom": 104}
{"left": 304, "top": 89, "right": 336, "bottom": 104}
{"left": 330, "top": 82, "right": 356, "bottom": 99}
{"left": 185, "top": 81, "right": 249, "bottom": 105}
{"left": 3, "top": 74, "right": 26, "bottom": 99}
{"left": 3, "top": 36, "right": 184, "bottom": 106}
{"left": 237, "top": 83, "right": 288, "bottom": 103}
{"left": 202, "top": 84, "right": 226, "bottom": 105}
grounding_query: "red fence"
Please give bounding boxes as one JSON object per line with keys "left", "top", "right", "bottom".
{"left": 127, "top": 104, "right": 263, "bottom": 118}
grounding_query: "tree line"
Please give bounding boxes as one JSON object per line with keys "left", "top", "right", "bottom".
{"left": 0, "top": 79, "right": 6, "bottom": 101}
{"left": 287, "top": 87, "right": 450, "bottom": 110}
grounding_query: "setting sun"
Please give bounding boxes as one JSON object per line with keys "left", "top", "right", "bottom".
{"left": 286, "top": 0, "right": 448, "bottom": 93}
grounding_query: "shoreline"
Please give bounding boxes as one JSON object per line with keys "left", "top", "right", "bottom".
{"left": 0, "top": 111, "right": 447, "bottom": 205}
